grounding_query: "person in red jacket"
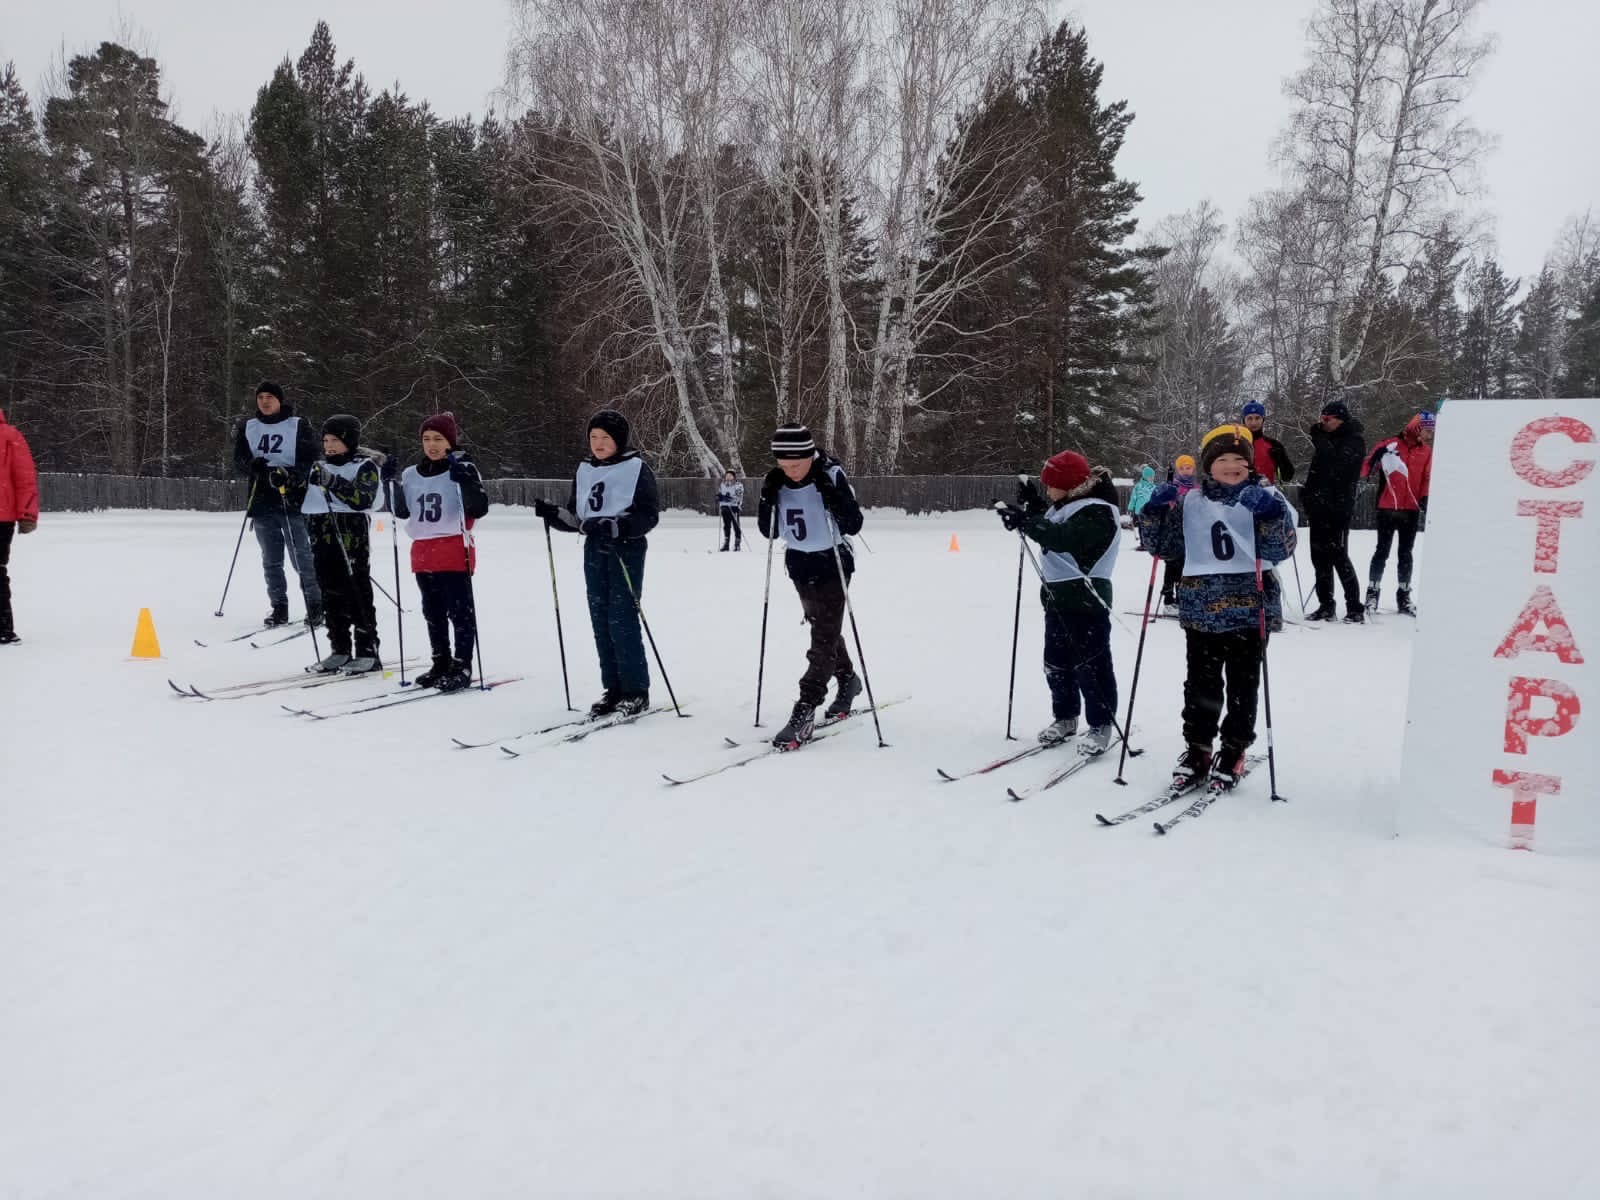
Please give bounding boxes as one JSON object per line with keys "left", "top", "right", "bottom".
{"left": 1362, "top": 411, "right": 1434, "bottom": 616}
{"left": 0, "top": 407, "right": 40, "bottom": 644}
{"left": 1240, "top": 400, "right": 1296, "bottom": 484}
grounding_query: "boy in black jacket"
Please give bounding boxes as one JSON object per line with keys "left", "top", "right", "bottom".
{"left": 757, "top": 423, "right": 865, "bottom": 749}
{"left": 302, "top": 413, "right": 384, "bottom": 674}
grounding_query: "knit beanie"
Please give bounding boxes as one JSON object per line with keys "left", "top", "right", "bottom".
{"left": 1040, "top": 450, "right": 1091, "bottom": 494}
{"left": 322, "top": 414, "right": 361, "bottom": 454}
{"left": 1241, "top": 400, "right": 1266, "bottom": 420}
{"left": 1321, "top": 399, "right": 1352, "bottom": 422}
{"left": 771, "top": 423, "right": 816, "bottom": 459}
{"left": 1174, "top": 454, "right": 1196, "bottom": 476}
{"left": 1200, "top": 423, "right": 1254, "bottom": 475}
{"left": 419, "top": 411, "right": 460, "bottom": 449}
{"left": 1139, "top": 464, "right": 1155, "bottom": 480}
{"left": 1418, "top": 410, "right": 1437, "bottom": 429}
{"left": 255, "top": 380, "right": 285, "bottom": 404}
{"left": 587, "top": 409, "right": 631, "bottom": 453}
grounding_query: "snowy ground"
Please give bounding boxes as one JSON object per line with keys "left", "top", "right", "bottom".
{"left": 2, "top": 509, "right": 1595, "bottom": 1198}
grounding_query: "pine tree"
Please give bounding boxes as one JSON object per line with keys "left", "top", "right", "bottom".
{"left": 1457, "top": 258, "right": 1519, "bottom": 399}
{"left": 0, "top": 64, "right": 49, "bottom": 430}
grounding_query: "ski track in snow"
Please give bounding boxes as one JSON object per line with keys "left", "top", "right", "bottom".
{"left": 1, "top": 509, "right": 1595, "bottom": 1199}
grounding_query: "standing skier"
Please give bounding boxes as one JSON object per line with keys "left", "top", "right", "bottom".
{"left": 1300, "top": 399, "right": 1367, "bottom": 623}
{"left": 1362, "top": 412, "right": 1434, "bottom": 616}
{"left": 232, "top": 381, "right": 324, "bottom": 627}
{"left": 717, "top": 469, "right": 744, "bottom": 551}
{"left": 0, "top": 406, "right": 39, "bottom": 645}
{"left": 302, "top": 414, "right": 384, "bottom": 674}
{"left": 996, "top": 451, "right": 1121, "bottom": 755}
{"left": 1139, "top": 424, "right": 1297, "bottom": 789}
{"left": 390, "top": 412, "right": 489, "bottom": 692}
{"left": 1240, "top": 400, "right": 1296, "bottom": 484}
{"left": 757, "top": 423, "right": 865, "bottom": 749}
{"left": 534, "top": 410, "right": 660, "bottom": 718}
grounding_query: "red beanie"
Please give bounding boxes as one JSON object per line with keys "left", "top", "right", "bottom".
{"left": 1041, "top": 450, "right": 1090, "bottom": 493}
{"left": 420, "top": 411, "right": 459, "bottom": 448}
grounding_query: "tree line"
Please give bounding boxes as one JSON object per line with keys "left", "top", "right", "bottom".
{"left": 1, "top": 0, "right": 1596, "bottom": 482}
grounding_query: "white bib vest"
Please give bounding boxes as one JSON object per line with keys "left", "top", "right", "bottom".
{"left": 244, "top": 416, "right": 301, "bottom": 468}
{"left": 1039, "top": 498, "right": 1120, "bottom": 582}
{"left": 776, "top": 465, "right": 850, "bottom": 551}
{"left": 401, "top": 466, "right": 464, "bottom": 541}
{"left": 1182, "top": 489, "right": 1278, "bottom": 576}
{"left": 574, "top": 456, "right": 644, "bottom": 520}
{"left": 300, "top": 458, "right": 374, "bottom": 515}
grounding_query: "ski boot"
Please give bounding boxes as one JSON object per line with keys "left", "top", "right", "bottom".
{"left": 1365, "top": 584, "right": 1381, "bottom": 614}
{"left": 1209, "top": 743, "right": 1248, "bottom": 790}
{"left": 308, "top": 651, "right": 352, "bottom": 674}
{"left": 1304, "top": 603, "right": 1337, "bottom": 621}
{"left": 263, "top": 603, "right": 290, "bottom": 628}
{"left": 823, "top": 674, "right": 863, "bottom": 722}
{"left": 1077, "top": 724, "right": 1115, "bottom": 757}
{"left": 772, "top": 701, "right": 817, "bottom": 750}
{"left": 1396, "top": 589, "right": 1416, "bottom": 617}
{"left": 1037, "top": 716, "right": 1077, "bottom": 745}
{"left": 615, "top": 693, "right": 650, "bottom": 717}
{"left": 415, "top": 655, "right": 455, "bottom": 689}
{"left": 587, "top": 691, "right": 621, "bottom": 719}
{"left": 1342, "top": 605, "right": 1365, "bottom": 624}
{"left": 1173, "top": 744, "right": 1213, "bottom": 788}
{"left": 0, "top": 632, "right": 20, "bottom": 646}
{"left": 436, "top": 658, "right": 475, "bottom": 693}
{"left": 342, "top": 653, "right": 382, "bottom": 675}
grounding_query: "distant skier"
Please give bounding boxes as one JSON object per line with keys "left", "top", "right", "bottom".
{"left": 1300, "top": 399, "right": 1367, "bottom": 623}
{"left": 1128, "top": 465, "right": 1157, "bottom": 516}
{"left": 0, "top": 406, "right": 39, "bottom": 645}
{"left": 390, "top": 412, "right": 490, "bottom": 692}
{"left": 232, "top": 381, "right": 324, "bottom": 628}
{"left": 1239, "top": 400, "right": 1296, "bottom": 484}
{"left": 1138, "top": 424, "right": 1297, "bottom": 790}
{"left": 717, "top": 469, "right": 744, "bottom": 551}
{"left": 1159, "top": 454, "right": 1199, "bottom": 607}
{"left": 757, "top": 423, "right": 865, "bottom": 749}
{"left": 995, "top": 450, "right": 1121, "bottom": 756}
{"left": 1361, "top": 411, "right": 1434, "bottom": 616}
{"left": 535, "top": 410, "right": 660, "bottom": 718}
{"left": 302, "top": 414, "right": 384, "bottom": 674}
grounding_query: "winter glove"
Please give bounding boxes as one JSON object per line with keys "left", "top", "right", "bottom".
{"left": 760, "top": 466, "right": 786, "bottom": 506}
{"left": 812, "top": 465, "right": 842, "bottom": 506}
{"left": 267, "top": 465, "right": 290, "bottom": 491}
{"left": 580, "top": 516, "right": 619, "bottom": 540}
{"left": 1418, "top": 495, "right": 1429, "bottom": 515}
{"left": 380, "top": 456, "right": 399, "bottom": 483}
{"left": 996, "top": 504, "right": 1028, "bottom": 532}
{"left": 1143, "top": 483, "right": 1180, "bottom": 513}
{"left": 1015, "top": 475, "right": 1045, "bottom": 513}
{"left": 1237, "top": 485, "right": 1283, "bottom": 517}
{"left": 533, "top": 498, "right": 561, "bottom": 522}
{"left": 18, "top": 519, "right": 37, "bottom": 534}
{"left": 308, "top": 462, "right": 330, "bottom": 488}
{"left": 250, "top": 455, "right": 270, "bottom": 478}
{"left": 446, "top": 456, "right": 474, "bottom": 484}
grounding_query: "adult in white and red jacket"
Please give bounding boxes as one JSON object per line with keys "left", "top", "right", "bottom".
{"left": 1361, "top": 411, "right": 1435, "bottom": 615}
{"left": 0, "top": 406, "right": 40, "bottom": 644}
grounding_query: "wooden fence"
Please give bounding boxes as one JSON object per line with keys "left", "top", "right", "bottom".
{"left": 37, "top": 472, "right": 1383, "bottom": 527}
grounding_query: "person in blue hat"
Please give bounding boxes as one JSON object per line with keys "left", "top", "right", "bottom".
{"left": 1240, "top": 400, "right": 1295, "bottom": 484}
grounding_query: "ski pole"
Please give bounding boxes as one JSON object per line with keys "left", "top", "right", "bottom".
{"left": 544, "top": 519, "right": 573, "bottom": 710}
{"left": 214, "top": 478, "right": 257, "bottom": 616}
{"left": 826, "top": 516, "right": 886, "bottom": 747}
{"left": 1289, "top": 552, "right": 1311, "bottom": 616}
{"left": 1004, "top": 537, "right": 1024, "bottom": 741}
{"left": 372, "top": 575, "right": 404, "bottom": 612}
{"left": 1255, "top": 554, "right": 1285, "bottom": 801}
{"left": 1114, "top": 552, "right": 1162, "bottom": 785}
{"left": 455, "top": 476, "right": 489, "bottom": 692}
{"left": 275, "top": 483, "right": 321, "bottom": 662}
{"left": 612, "top": 545, "right": 685, "bottom": 717}
{"left": 754, "top": 525, "right": 776, "bottom": 726}
{"left": 386, "top": 476, "right": 408, "bottom": 686}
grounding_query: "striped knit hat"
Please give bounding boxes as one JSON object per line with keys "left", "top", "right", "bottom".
{"left": 1200, "top": 423, "right": 1254, "bottom": 474}
{"left": 771, "top": 423, "right": 816, "bottom": 459}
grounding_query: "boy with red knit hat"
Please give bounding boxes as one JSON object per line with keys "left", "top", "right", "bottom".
{"left": 996, "top": 449, "right": 1121, "bottom": 755}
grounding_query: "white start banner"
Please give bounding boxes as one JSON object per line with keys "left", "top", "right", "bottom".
{"left": 1399, "top": 398, "right": 1600, "bottom": 852}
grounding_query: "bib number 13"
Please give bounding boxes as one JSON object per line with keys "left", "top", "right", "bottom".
{"left": 1210, "top": 520, "right": 1235, "bottom": 562}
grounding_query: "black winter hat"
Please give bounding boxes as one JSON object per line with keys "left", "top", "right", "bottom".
{"left": 1321, "top": 399, "right": 1352, "bottom": 421}
{"left": 322, "top": 413, "right": 361, "bottom": 453}
{"left": 587, "top": 409, "right": 630, "bottom": 453}
{"left": 771, "top": 423, "right": 816, "bottom": 459}
{"left": 1200, "top": 423, "right": 1254, "bottom": 475}
{"left": 255, "top": 380, "right": 285, "bottom": 404}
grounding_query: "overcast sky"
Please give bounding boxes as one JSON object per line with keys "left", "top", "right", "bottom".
{"left": 5, "top": 0, "right": 1597, "bottom": 278}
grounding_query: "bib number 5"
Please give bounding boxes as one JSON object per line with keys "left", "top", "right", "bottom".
{"left": 785, "top": 509, "right": 808, "bottom": 542}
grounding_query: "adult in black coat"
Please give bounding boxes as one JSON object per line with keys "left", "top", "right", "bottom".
{"left": 1300, "top": 399, "right": 1367, "bottom": 622}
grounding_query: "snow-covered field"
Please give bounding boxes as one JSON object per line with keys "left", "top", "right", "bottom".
{"left": 2, "top": 509, "right": 1595, "bottom": 1198}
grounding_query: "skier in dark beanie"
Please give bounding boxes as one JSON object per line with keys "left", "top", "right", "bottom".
{"left": 232, "top": 381, "right": 324, "bottom": 627}
{"left": 1240, "top": 400, "right": 1295, "bottom": 484}
{"left": 302, "top": 414, "right": 384, "bottom": 674}
{"left": 1300, "top": 398, "right": 1367, "bottom": 623}
{"left": 535, "top": 409, "right": 661, "bottom": 717}
{"left": 0, "top": 406, "right": 40, "bottom": 645}
{"left": 758, "top": 423, "right": 865, "bottom": 749}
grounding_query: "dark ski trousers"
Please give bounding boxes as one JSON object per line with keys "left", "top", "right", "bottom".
{"left": 416, "top": 571, "right": 476, "bottom": 663}
{"left": 311, "top": 528, "right": 378, "bottom": 657}
{"left": 584, "top": 537, "right": 650, "bottom": 697}
{"left": 254, "top": 512, "right": 322, "bottom": 611}
{"left": 720, "top": 506, "right": 742, "bottom": 548}
{"left": 793, "top": 567, "right": 855, "bottom": 708}
{"left": 0, "top": 521, "right": 14, "bottom": 637}
{"left": 1043, "top": 603, "right": 1117, "bottom": 727}
{"left": 1182, "top": 628, "right": 1263, "bottom": 751}
{"left": 1369, "top": 509, "right": 1420, "bottom": 590}
{"left": 1309, "top": 519, "right": 1362, "bottom": 610}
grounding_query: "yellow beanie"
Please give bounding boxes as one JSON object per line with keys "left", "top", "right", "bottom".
{"left": 1174, "top": 454, "right": 1196, "bottom": 474}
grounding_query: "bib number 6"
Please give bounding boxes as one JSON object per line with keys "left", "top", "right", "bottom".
{"left": 1210, "top": 520, "right": 1235, "bottom": 562}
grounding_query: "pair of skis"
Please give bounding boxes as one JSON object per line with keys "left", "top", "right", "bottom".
{"left": 661, "top": 698, "right": 905, "bottom": 786}
{"left": 1092, "top": 754, "right": 1266, "bottom": 833}
{"left": 193, "top": 625, "right": 311, "bottom": 650}
{"left": 935, "top": 729, "right": 1134, "bottom": 802}
{"left": 281, "top": 676, "right": 523, "bottom": 720}
{"left": 170, "top": 657, "right": 422, "bottom": 701}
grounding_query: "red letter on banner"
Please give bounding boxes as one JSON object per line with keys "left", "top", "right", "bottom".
{"left": 1516, "top": 500, "right": 1584, "bottom": 573}
{"left": 1492, "top": 770, "right": 1562, "bottom": 851}
{"left": 1502, "top": 676, "right": 1582, "bottom": 754}
{"left": 1509, "top": 416, "right": 1596, "bottom": 489}
{"left": 1493, "top": 586, "right": 1586, "bottom": 664}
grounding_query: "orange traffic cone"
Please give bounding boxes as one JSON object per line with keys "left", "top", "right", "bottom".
{"left": 949, "top": 534, "right": 961, "bottom": 552}
{"left": 374, "top": 518, "right": 385, "bottom": 532}
{"left": 130, "top": 608, "right": 162, "bottom": 659}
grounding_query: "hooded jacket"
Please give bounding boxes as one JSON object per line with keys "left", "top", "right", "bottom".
{"left": 1362, "top": 416, "right": 1433, "bottom": 512}
{"left": 1301, "top": 416, "right": 1367, "bottom": 524}
{"left": 0, "top": 408, "right": 40, "bottom": 524}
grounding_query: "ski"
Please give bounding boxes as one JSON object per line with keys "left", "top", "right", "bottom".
{"left": 250, "top": 626, "right": 312, "bottom": 649}
{"left": 187, "top": 660, "right": 421, "bottom": 701}
{"left": 450, "top": 712, "right": 591, "bottom": 750}
{"left": 499, "top": 703, "right": 682, "bottom": 757}
{"left": 662, "top": 699, "right": 905, "bottom": 786}
{"left": 1004, "top": 746, "right": 1112, "bottom": 801}
{"left": 193, "top": 626, "right": 271, "bottom": 648}
{"left": 1154, "top": 757, "right": 1261, "bottom": 835}
{"left": 935, "top": 739, "right": 1051, "bottom": 782}
{"left": 284, "top": 676, "right": 522, "bottom": 720}
{"left": 1096, "top": 754, "right": 1263, "bottom": 827}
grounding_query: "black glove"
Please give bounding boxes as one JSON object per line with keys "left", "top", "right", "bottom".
{"left": 267, "top": 465, "right": 290, "bottom": 490}
{"left": 812, "top": 466, "right": 842, "bottom": 508}
{"left": 446, "top": 456, "right": 473, "bottom": 484}
{"left": 308, "top": 462, "right": 330, "bottom": 488}
{"left": 1418, "top": 495, "right": 1429, "bottom": 515}
{"left": 533, "top": 498, "right": 561, "bottom": 521}
{"left": 997, "top": 504, "right": 1028, "bottom": 532}
{"left": 760, "top": 466, "right": 786, "bottom": 506}
{"left": 251, "top": 456, "right": 269, "bottom": 478}
{"left": 1016, "top": 476, "right": 1043, "bottom": 511}
{"left": 580, "top": 516, "right": 619, "bottom": 540}
{"left": 380, "top": 456, "right": 399, "bottom": 483}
